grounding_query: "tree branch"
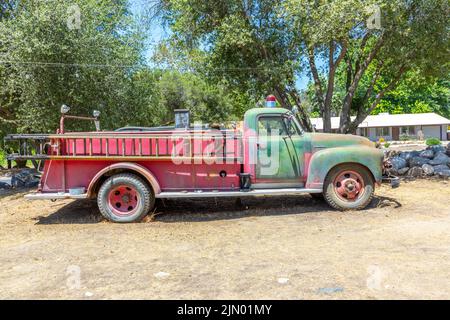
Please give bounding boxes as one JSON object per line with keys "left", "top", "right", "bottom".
{"left": 307, "top": 45, "right": 325, "bottom": 114}
{"left": 354, "top": 31, "right": 371, "bottom": 77}
{"left": 287, "top": 88, "right": 313, "bottom": 132}
{"left": 346, "top": 65, "right": 407, "bottom": 133}
{"left": 322, "top": 40, "right": 347, "bottom": 132}
{"left": 340, "top": 32, "right": 386, "bottom": 131}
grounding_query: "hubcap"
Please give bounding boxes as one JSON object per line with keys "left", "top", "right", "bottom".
{"left": 108, "top": 185, "right": 139, "bottom": 216}
{"left": 333, "top": 170, "right": 365, "bottom": 201}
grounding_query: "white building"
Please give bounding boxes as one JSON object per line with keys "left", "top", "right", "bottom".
{"left": 310, "top": 113, "right": 450, "bottom": 141}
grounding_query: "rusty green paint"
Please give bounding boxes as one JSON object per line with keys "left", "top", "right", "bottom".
{"left": 307, "top": 132, "right": 376, "bottom": 149}
{"left": 243, "top": 107, "right": 384, "bottom": 187}
{"left": 305, "top": 146, "right": 384, "bottom": 189}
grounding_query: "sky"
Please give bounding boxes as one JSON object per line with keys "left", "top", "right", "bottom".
{"left": 129, "top": 0, "right": 312, "bottom": 91}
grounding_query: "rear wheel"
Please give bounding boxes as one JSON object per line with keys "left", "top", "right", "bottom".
{"left": 97, "top": 173, "right": 154, "bottom": 223}
{"left": 323, "top": 164, "right": 374, "bottom": 210}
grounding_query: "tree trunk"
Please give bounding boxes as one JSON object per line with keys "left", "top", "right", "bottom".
{"left": 323, "top": 41, "right": 347, "bottom": 133}
{"left": 307, "top": 46, "right": 328, "bottom": 132}
{"left": 339, "top": 34, "right": 385, "bottom": 133}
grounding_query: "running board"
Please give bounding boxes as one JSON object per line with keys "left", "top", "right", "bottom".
{"left": 155, "top": 188, "right": 323, "bottom": 199}
{"left": 25, "top": 192, "right": 88, "bottom": 200}
{"left": 25, "top": 188, "right": 323, "bottom": 200}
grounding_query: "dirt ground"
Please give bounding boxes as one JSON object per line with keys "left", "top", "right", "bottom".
{"left": 0, "top": 179, "right": 449, "bottom": 300}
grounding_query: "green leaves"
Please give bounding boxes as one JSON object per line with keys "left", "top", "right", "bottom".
{"left": 0, "top": 0, "right": 143, "bottom": 136}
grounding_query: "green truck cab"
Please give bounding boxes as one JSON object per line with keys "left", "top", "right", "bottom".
{"left": 243, "top": 107, "right": 389, "bottom": 210}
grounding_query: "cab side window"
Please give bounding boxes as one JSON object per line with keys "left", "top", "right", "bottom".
{"left": 257, "top": 116, "right": 288, "bottom": 136}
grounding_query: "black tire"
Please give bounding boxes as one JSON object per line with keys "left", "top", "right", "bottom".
{"left": 97, "top": 173, "right": 154, "bottom": 223}
{"left": 310, "top": 193, "right": 324, "bottom": 200}
{"left": 323, "top": 163, "right": 374, "bottom": 211}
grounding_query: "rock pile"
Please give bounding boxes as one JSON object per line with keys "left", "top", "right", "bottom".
{"left": 386, "top": 143, "right": 450, "bottom": 178}
{"left": 11, "top": 168, "right": 41, "bottom": 188}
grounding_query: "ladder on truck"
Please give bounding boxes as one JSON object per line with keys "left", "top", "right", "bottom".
{"left": 4, "top": 131, "right": 244, "bottom": 169}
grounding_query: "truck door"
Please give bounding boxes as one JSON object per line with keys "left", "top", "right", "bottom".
{"left": 254, "top": 114, "right": 304, "bottom": 188}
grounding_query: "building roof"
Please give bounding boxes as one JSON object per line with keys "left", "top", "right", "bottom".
{"left": 310, "top": 113, "right": 450, "bottom": 130}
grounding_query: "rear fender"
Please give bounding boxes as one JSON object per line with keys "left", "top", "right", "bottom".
{"left": 87, "top": 162, "right": 161, "bottom": 198}
{"left": 305, "top": 146, "right": 384, "bottom": 189}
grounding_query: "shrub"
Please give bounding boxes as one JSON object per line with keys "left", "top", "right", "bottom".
{"left": 0, "top": 149, "right": 6, "bottom": 168}
{"left": 384, "top": 142, "right": 391, "bottom": 148}
{"left": 399, "top": 133, "right": 408, "bottom": 141}
{"left": 425, "top": 138, "right": 441, "bottom": 146}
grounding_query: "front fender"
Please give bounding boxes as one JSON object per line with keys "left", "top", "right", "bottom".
{"left": 305, "top": 146, "right": 384, "bottom": 189}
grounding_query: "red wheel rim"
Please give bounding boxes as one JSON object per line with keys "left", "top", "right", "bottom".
{"left": 333, "top": 170, "right": 365, "bottom": 202}
{"left": 107, "top": 185, "right": 139, "bottom": 216}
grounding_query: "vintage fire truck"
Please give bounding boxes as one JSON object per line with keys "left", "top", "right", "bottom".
{"left": 5, "top": 102, "right": 397, "bottom": 223}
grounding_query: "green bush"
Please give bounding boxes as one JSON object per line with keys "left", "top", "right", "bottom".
{"left": 425, "top": 138, "right": 441, "bottom": 146}
{"left": 0, "top": 149, "right": 6, "bottom": 168}
{"left": 399, "top": 133, "right": 410, "bottom": 141}
{"left": 384, "top": 142, "right": 391, "bottom": 148}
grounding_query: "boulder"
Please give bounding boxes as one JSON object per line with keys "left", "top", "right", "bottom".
{"left": 427, "top": 145, "right": 446, "bottom": 154}
{"left": 409, "top": 156, "right": 430, "bottom": 167}
{"left": 419, "top": 149, "right": 434, "bottom": 159}
{"left": 433, "top": 164, "right": 450, "bottom": 173}
{"left": 429, "top": 152, "right": 450, "bottom": 166}
{"left": 390, "top": 156, "right": 407, "bottom": 171}
{"left": 397, "top": 167, "right": 410, "bottom": 175}
{"left": 11, "top": 168, "right": 40, "bottom": 188}
{"left": 407, "top": 166, "right": 423, "bottom": 177}
{"left": 399, "top": 151, "right": 420, "bottom": 161}
{"left": 384, "top": 150, "right": 400, "bottom": 158}
{"left": 0, "top": 182, "right": 11, "bottom": 189}
{"left": 436, "top": 170, "right": 450, "bottom": 178}
{"left": 421, "top": 164, "right": 434, "bottom": 176}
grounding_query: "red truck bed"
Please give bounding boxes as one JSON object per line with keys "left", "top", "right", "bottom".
{"left": 34, "top": 130, "right": 244, "bottom": 194}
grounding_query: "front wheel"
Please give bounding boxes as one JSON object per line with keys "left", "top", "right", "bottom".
{"left": 323, "top": 164, "right": 374, "bottom": 210}
{"left": 97, "top": 173, "right": 155, "bottom": 223}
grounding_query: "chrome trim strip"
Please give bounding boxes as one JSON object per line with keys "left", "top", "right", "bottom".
{"left": 24, "top": 193, "right": 88, "bottom": 200}
{"left": 251, "top": 182, "right": 305, "bottom": 189}
{"left": 156, "top": 188, "right": 322, "bottom": 199}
